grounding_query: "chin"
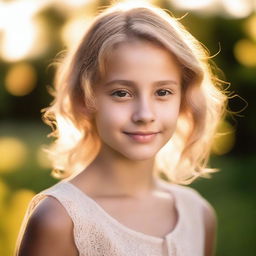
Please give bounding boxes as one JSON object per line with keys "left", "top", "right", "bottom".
{"left": 120, "top": 149, "right": 158, "bottom": 162}
{"left": 101, "top": 141, "right": 162, "bottom": 162}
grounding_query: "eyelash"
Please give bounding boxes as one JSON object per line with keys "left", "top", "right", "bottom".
{"left": 110, "top": 89, "right": 173, "bottom": 98}
{"left": 111, "top": 90, "right": 131, "bottom": 98}
{"left": 156, "top": 89, "right": 173, "bottom": 97}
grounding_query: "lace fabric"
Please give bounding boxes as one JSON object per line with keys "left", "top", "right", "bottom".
{"left": 25, "top": 181, "right": 207, "bottom": 256}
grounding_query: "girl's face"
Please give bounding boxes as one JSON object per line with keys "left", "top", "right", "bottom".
{"left": 93, "top": 40, "right": 182, "bottom": 161}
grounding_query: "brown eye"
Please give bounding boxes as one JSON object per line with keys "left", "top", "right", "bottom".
{"left": 111, "top": 90, "right": 131, "bottom": 98}
{"left": 156, "top": 89, "right": 172, "bottom": 96}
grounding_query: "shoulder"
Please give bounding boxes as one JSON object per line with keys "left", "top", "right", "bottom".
{"left": 161, "top": 180, "right": 210, "bottom": 206}
{"left": 29, "top": 196, "right": 73, "bottom": 232}
{"left": 17, "top": 196, "right": 78, "bottom": 256}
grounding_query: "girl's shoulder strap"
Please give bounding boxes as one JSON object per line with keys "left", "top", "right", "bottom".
{"left": 171, "top": 184, "right": 214, "bottom": 213}
{"left": 25, "top": 181, "right": 82, "bottom": 215}
{"left": 159, "top": 179, "right": 212, "bottom": 211}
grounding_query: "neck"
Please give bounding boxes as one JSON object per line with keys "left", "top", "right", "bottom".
{"left": 84, "top": 147, "right": 158, "bottom": 198}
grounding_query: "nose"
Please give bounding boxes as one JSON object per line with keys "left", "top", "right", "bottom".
{"left": 132, "top": 96, "right": 155, "bottom": 123}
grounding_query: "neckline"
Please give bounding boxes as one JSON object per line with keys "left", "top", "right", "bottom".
{"left": 62, "top": 180, "right": 181, "bottom": 244}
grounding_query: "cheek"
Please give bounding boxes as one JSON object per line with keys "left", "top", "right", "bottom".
{"left": 95, "top": 103, "right": 130, "bottom": 131}
{"left": 159, "top": 101, "right": 181, "bottom": 123}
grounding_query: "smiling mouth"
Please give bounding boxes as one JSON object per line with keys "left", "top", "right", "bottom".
{"left": 123, "top": 131, "right": 159, "bottom": 143}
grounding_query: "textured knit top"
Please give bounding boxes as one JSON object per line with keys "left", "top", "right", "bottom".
{"left": 25, "top": 180, "right": 210, "bottom": 256}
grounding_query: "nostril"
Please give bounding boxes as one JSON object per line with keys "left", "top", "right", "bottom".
{"left": 132, "top": 110, "right": 155, "bottom": 123}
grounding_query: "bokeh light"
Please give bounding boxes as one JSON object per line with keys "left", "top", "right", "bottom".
{"left": 171, "top": 0, "right": 216, "bottom": 11}
{"left": 61, "top": 16, "right": 93, "bottom": 49}
{"left": 212, "top": 120, "right": 235, "bottom": 155}
{"left": 57, "top": 0, "right": 92, "bottom": 8}
{"left": 0, "top": 137, "right": 28, "bottom": 173}
{"left": 244, "top": 14, "right": 256, "bottom": 41}
{"left": 234, "top": 39, "right": 256, "bottom": 67}
{"left": 0, "top": 0, "right": 50, "bottom": 62}
{"left": 5, "top": 63, "right": 37, "bottom": 96}
{"left": 0, "top": 179, "right": 9, "bottom": 256}
{"left": 28, "top": 16, "right": 52, "bottom": 59}
{"left": 1, "top": 19, "right": 37, "bottom": 62}
{"left": 4, "top": 189, "right": 35, "bottom": 256}
{"left": 0, "top": 179, "right": 9, "bottom": 212}
{"left": 221, "top": 0, "right": 252, "bottom": 18}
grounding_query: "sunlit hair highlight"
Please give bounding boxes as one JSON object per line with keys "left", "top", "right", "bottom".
{"left": 43, "top": 1, "right": 227, "bottom": 184}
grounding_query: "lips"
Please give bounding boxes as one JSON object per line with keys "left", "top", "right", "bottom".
{"left": 123, "top": 131, "right": 159, "bottom": 143}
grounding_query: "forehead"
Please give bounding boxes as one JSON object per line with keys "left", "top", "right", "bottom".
{"left": 102, "top": 40, "right": 182, "bottom": 83}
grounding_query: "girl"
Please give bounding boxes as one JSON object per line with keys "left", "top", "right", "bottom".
{"left": 15, "top": 1, "right": 227, "bottom": 256}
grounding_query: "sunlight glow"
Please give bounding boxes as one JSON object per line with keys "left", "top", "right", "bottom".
{"left": 221, "top": 0, "right": 252, "bottom": 18}
{"left": 1, "top": 20, "right": 37, "bottom": 61}
{"left": 0, "top": 0, "right": 50, "bottom": 61}
{"left": 171, "top": 0, "right": 216, "bottom": 10}
{"left": 5, "top": 63, "right": 37, "bottom": 96}
{"left": 61, "top": 16, "right": 93, "bottom": 48}
{"left": 57, "top": 115, "right": 83, "bottom": 146}
{"left": 36, "top": 146, "right": 51, "bottom": 169}
{"left": 57, "top": 0, "right": 92, "bottom": 8}
{"left": 212, "top": 120, "right": 235, "bottom": 155}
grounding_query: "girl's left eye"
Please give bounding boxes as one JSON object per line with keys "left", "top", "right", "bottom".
{"left": 156, "top": 89, "right": 172, "bottom": 96}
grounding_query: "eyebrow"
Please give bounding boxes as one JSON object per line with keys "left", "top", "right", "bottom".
{"left": 103, "top": 79, "right": 179, "bottom": 87}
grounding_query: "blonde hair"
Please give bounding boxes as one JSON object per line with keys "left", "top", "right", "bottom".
{"left": 43, "top": 1, "right": 227, "bottom": 184}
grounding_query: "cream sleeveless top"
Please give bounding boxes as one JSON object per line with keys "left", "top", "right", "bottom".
{"left": 25, "top": 180, "right": 209, "bottom": 256}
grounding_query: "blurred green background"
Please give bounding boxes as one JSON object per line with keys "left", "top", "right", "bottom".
{"left": 0, "top": 0, "right": 255, "bottom": 255}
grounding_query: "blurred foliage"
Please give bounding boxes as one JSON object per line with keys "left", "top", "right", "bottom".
{"left": 0, "top": 123, "right": 255, "bottom": 255}
{"left": 0, "top": 0, "right": 255, "bottom": 255}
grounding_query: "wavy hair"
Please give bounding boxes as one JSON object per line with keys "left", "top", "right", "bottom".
{"left": 43, "top": 1, "right": 228, "bottom": 184}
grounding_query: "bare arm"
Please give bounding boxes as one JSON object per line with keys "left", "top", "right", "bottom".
{"left": 203, "top": 202, "right": 217, "bottom": 256}
{"left": 16, "top": 197, "right": 78, "bottom": 256}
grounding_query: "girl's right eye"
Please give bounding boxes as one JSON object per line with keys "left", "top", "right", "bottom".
{"left": 110, "top": 90, "right": 131, "bottom": 98}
